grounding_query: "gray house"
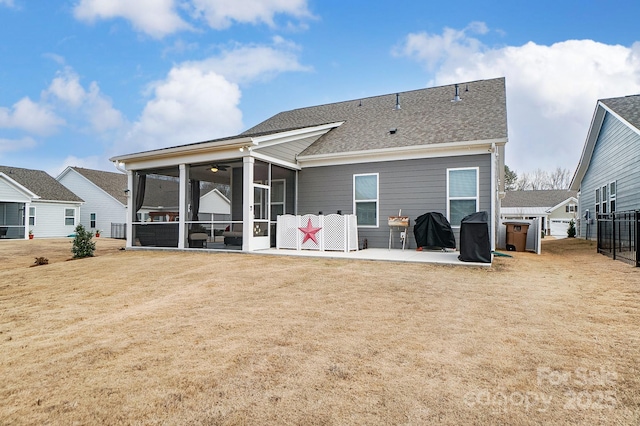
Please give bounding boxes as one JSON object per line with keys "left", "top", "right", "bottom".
{"left": 0, "top": 165, "right": 83, "bottom": 239}
{"left": 570, "top": 94, "right": 640, "bottom": 239}
{"left": 110, "top": 78, "right": 508, "bottom": 252}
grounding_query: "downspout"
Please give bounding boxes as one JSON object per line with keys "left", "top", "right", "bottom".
{"left": 490, "top": 143, "right": 496, "bottom": 251}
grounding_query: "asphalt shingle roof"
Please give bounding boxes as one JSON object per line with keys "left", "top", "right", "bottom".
{"left": 0, "top": 165, "right": 83, "bottom": 202}
{"left": 243, "top": 77, "right": 507, "bottom": 156}
{"left": 600, "top": 94, "right": 640, "bottom": 131}
{"left": 71, "top": 167, "right": 128, "bottom": 205}
{"left": 502, "top": 190, "right": 578, "bottom": 208}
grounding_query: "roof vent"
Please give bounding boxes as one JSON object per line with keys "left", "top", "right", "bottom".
{"left": 389, "top": 128, "right": 397, "bottom": 135}
{"left": 452, "top": 84, "right": 462, "bottom": 102}
{"left": 395, "top": 93, "right": 401, "bottom": 110}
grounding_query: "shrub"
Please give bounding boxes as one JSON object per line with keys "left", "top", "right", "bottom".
{"left": 33, "top": 257, "right": 49, "bottom": 266}
{"left": 72, "top": 224, "right": 96, "bottom": 259}
{"left": 567, "top": 219, "right": 577, "bottom": 238}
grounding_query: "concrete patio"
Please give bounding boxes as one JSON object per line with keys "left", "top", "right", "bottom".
{"left": 255, "top": 247, "right": 492, "bottom": 267}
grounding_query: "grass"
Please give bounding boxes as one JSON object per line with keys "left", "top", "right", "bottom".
{"left": 0, "top": 237, "right": 639, "bottom": 424}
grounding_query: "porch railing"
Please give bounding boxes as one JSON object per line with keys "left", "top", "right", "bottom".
{"left": 597, "top": 211, "right": 640, "bottom": 267}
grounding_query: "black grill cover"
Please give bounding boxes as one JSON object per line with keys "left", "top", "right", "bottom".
{"left": 458, "top": 211, "right": 491, "bottom": 263}
{"left": 413, "top": 212, "right": 456, "bottom": 249}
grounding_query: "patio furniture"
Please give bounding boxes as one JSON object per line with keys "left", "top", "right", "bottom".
{"left": 188, "top": 232, "right": 208, "bottom": 248}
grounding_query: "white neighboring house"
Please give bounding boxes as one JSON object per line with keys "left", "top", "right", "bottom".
{"left": 199, "top": 188, "right": 231, "bottom": 220}
{"left": 57, "top": 167, "right": 129, "bottom": 238}
{"left": 0, "top": 165, "right": 83, "bottom": 239}
{"left": 500, "top": 190, "right": 578, "bottom": 238}
{"left": 57, "top": 167, "right": 232, "bottom": 238}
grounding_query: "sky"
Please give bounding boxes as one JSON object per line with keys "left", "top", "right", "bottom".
{"left": 1, "top": 0, "right": 640, "bottom": 178}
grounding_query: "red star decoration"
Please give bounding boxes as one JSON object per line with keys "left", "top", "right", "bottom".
{"left": 298, "top": 218, "right": 322, "bottom": 244}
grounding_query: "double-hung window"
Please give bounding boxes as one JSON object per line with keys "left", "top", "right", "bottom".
{"left": 595, "top": 188, "right": 600, "bottom": 215}
{"left": 65, "top": 208, "right": 75, "bottom": 226}
{"left": 601, "top": 185, "right": 608, "bottom": 214}
{"left": 609, "top": 181, "right": 616, "bottom": 213}
{"left": 90, "top": 213, "right": 97, "bottom": 228}
{"left": 28, "top": 207, "right": 36, "bottom": 226}
{"left": 354, "top": 173, "right": 378, "bottom": 227}
{"left": 447, "top": 167, "right": 479, "bottom": 227}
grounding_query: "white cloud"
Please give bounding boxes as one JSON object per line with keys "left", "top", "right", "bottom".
{"left": 189, "top": 0, "right": 311, "bottom": 30}
{"left": 117, "top": 41, "right": 310, "bottom": 154}
{"left": 51, "top": 155, "right": 113, "bottom": 177}
{"left": 119, "top": 66, "right": 243, "bottom": 153}
{"left": 187, "top": 41, "right": 311, "bottom": 84}
{"left": 73, "top": 0, "right": 311, "bottom": 37}
{"left": 73, "top": 0, "right": 190, "bottom": 38}
{"left": 0, "top": 0, "right": 15, "bottom": 7}
{"left": 0, "top": 136, "right": 37, "bottom": 154}
{"left": 0, "top": 97, "right": 64, "bottom": 136}
{"left": 45, "top": 68, "right": 124, "bottom": 133}
{"left": 395, "top": 24, "right": 640, "bottom": 174}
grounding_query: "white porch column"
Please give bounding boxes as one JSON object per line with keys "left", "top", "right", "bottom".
{"left": 242, "top": 156, "right": 255, "bottom": 251}
{"left": 24, "top": 202, "right": 30, "bottom": 240}
{"left": 178, "top": 164, "right": 188, "bottom": 249}
{"left": 126, "top": 171, "right": 134, "bottom": 248}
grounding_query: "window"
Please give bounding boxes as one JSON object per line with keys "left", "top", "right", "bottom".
{"left": 354, "top": 173, "right": 378, "bottom": 227}
{"left": 90, "top": 213, "right": 97, "bottom": 228}
{"left": 65, "top": 208, "right": 75, "bottom": 226}
{"left": 565, "top": 204, "right": 577, "bottom": 213}
{"left": 270, "top": 180, "right": 285, "bottom": 219}
{"left": 601, "top": 185, "right": 608, "bottom": 214}
{"left": 28, "top": 207, "right": 36, "bottom": 226}
{"left": 609, "top": 181, "right": 616, "bottom": 213}
{"left": 447, "top": 168, "right": 479, "bottom": 226}
{"left": 595, "top": 188, "right": 600, "bottom": 214}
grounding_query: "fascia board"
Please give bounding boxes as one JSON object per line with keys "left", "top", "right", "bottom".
{"left": 0, "top": 172, "right": 40, "bottom": 199}
{"left": 297, "top": 138, "right": 506, "bottom": 168}
{"left": 570, "top": 104, "right": 606, "bottom": 190}
{"left": 252, "top": 122, "right": 344, "bottom": 147}
{"left": 109, "top": 137, "right": 254, "bottom": 164}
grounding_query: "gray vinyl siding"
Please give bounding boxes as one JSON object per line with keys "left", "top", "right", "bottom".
{"left": 578, "top": 112, "right": 640, "bottom": 239}
{"left": 297, "top": 154, "right": 492, "bottom": 249}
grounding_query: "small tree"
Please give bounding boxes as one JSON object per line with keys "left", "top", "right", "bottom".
{"left": 567, "top": 219, "right": 577, "bottom": 238}
{"left": 72, "top": 224, "right": 96, "bottom": 258}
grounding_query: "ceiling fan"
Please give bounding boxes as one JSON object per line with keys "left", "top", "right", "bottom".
{"left": 210, "top": 164, "right": 229, "bottom": 173}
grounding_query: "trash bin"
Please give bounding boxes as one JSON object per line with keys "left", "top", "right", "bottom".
{"left": 505, "top": 222, "right": 530, "bottom": 252}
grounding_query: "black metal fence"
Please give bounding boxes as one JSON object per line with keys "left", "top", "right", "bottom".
{"left": 597, "top": 211, "right": 640, "bottom": 267}
{"left": 111, "top": 223, "right": 127, "bottom": 240}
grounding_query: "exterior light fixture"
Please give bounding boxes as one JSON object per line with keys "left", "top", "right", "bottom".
{"left": 210, "top": 166, "right": 219, "bottom": 173}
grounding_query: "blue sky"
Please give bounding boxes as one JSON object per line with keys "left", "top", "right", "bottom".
{"left": 1, "top": 0, "right": 640, "bottom": 178}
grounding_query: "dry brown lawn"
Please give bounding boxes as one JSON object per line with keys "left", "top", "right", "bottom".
{"left": 1, "top": 237, "right": 639, "bottom": 425}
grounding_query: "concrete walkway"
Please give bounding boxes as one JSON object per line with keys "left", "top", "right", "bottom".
{"left": 256, "top": 247, "right": 492, "bottom": 267}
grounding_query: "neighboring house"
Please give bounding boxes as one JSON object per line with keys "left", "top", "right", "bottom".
{"left": 57, "top": 166, "right": 230, "bottom": 238}
{"left": 501, "top": 190, "right": 578, "bottom": 238}
{"left": 110, "top": 78, "right": 508, "bottom": 251}
{"left": 57, "top": 167, "right": 128, "bottom": 238}
{"left": 0, "top": 165, "right": 83, "bottom": 239}
{"left": 570, "top": 94, "right": 640, "bottom": 239}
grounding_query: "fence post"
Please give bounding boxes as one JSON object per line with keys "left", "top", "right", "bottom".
{"left": 612, "top": 212, "right": 616, "bottom": 260}
{"left": 636, "top": 211, "right": 640, "bottom": 267}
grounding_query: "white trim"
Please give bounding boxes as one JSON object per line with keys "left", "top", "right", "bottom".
{"left": 446, "top": 167, "right": 479, "bottom": 227}
{"left": 28, "top": 206, "right": 36, "bottom": 227}
{"left": 353, "top": 173, "right": 379, "bottom": 228}
{"left": 545, "top": 197, "right": 579, "bottom": 214}
{"left": 250, "top": 151, "right": 301, "bottom": 170}
{"left": 490, "top": 142, "right": 496, "bottom": 250}
{"left": 251, "top": 122, "right": 344, "bottom": 146}
{"left": 570, "top": 101, "right": 640, "bottom": 191}
{"left": 64, "top": 208, "right": 76, "bottom": 226}
{"left": 0, "top": 172, "right": 41, "bottom": 200}
{"left": 298, "top": 139, "right": 505, "bottom": 168}
{"left": 58, "top": 167, "right": 127, "bottom": 207}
